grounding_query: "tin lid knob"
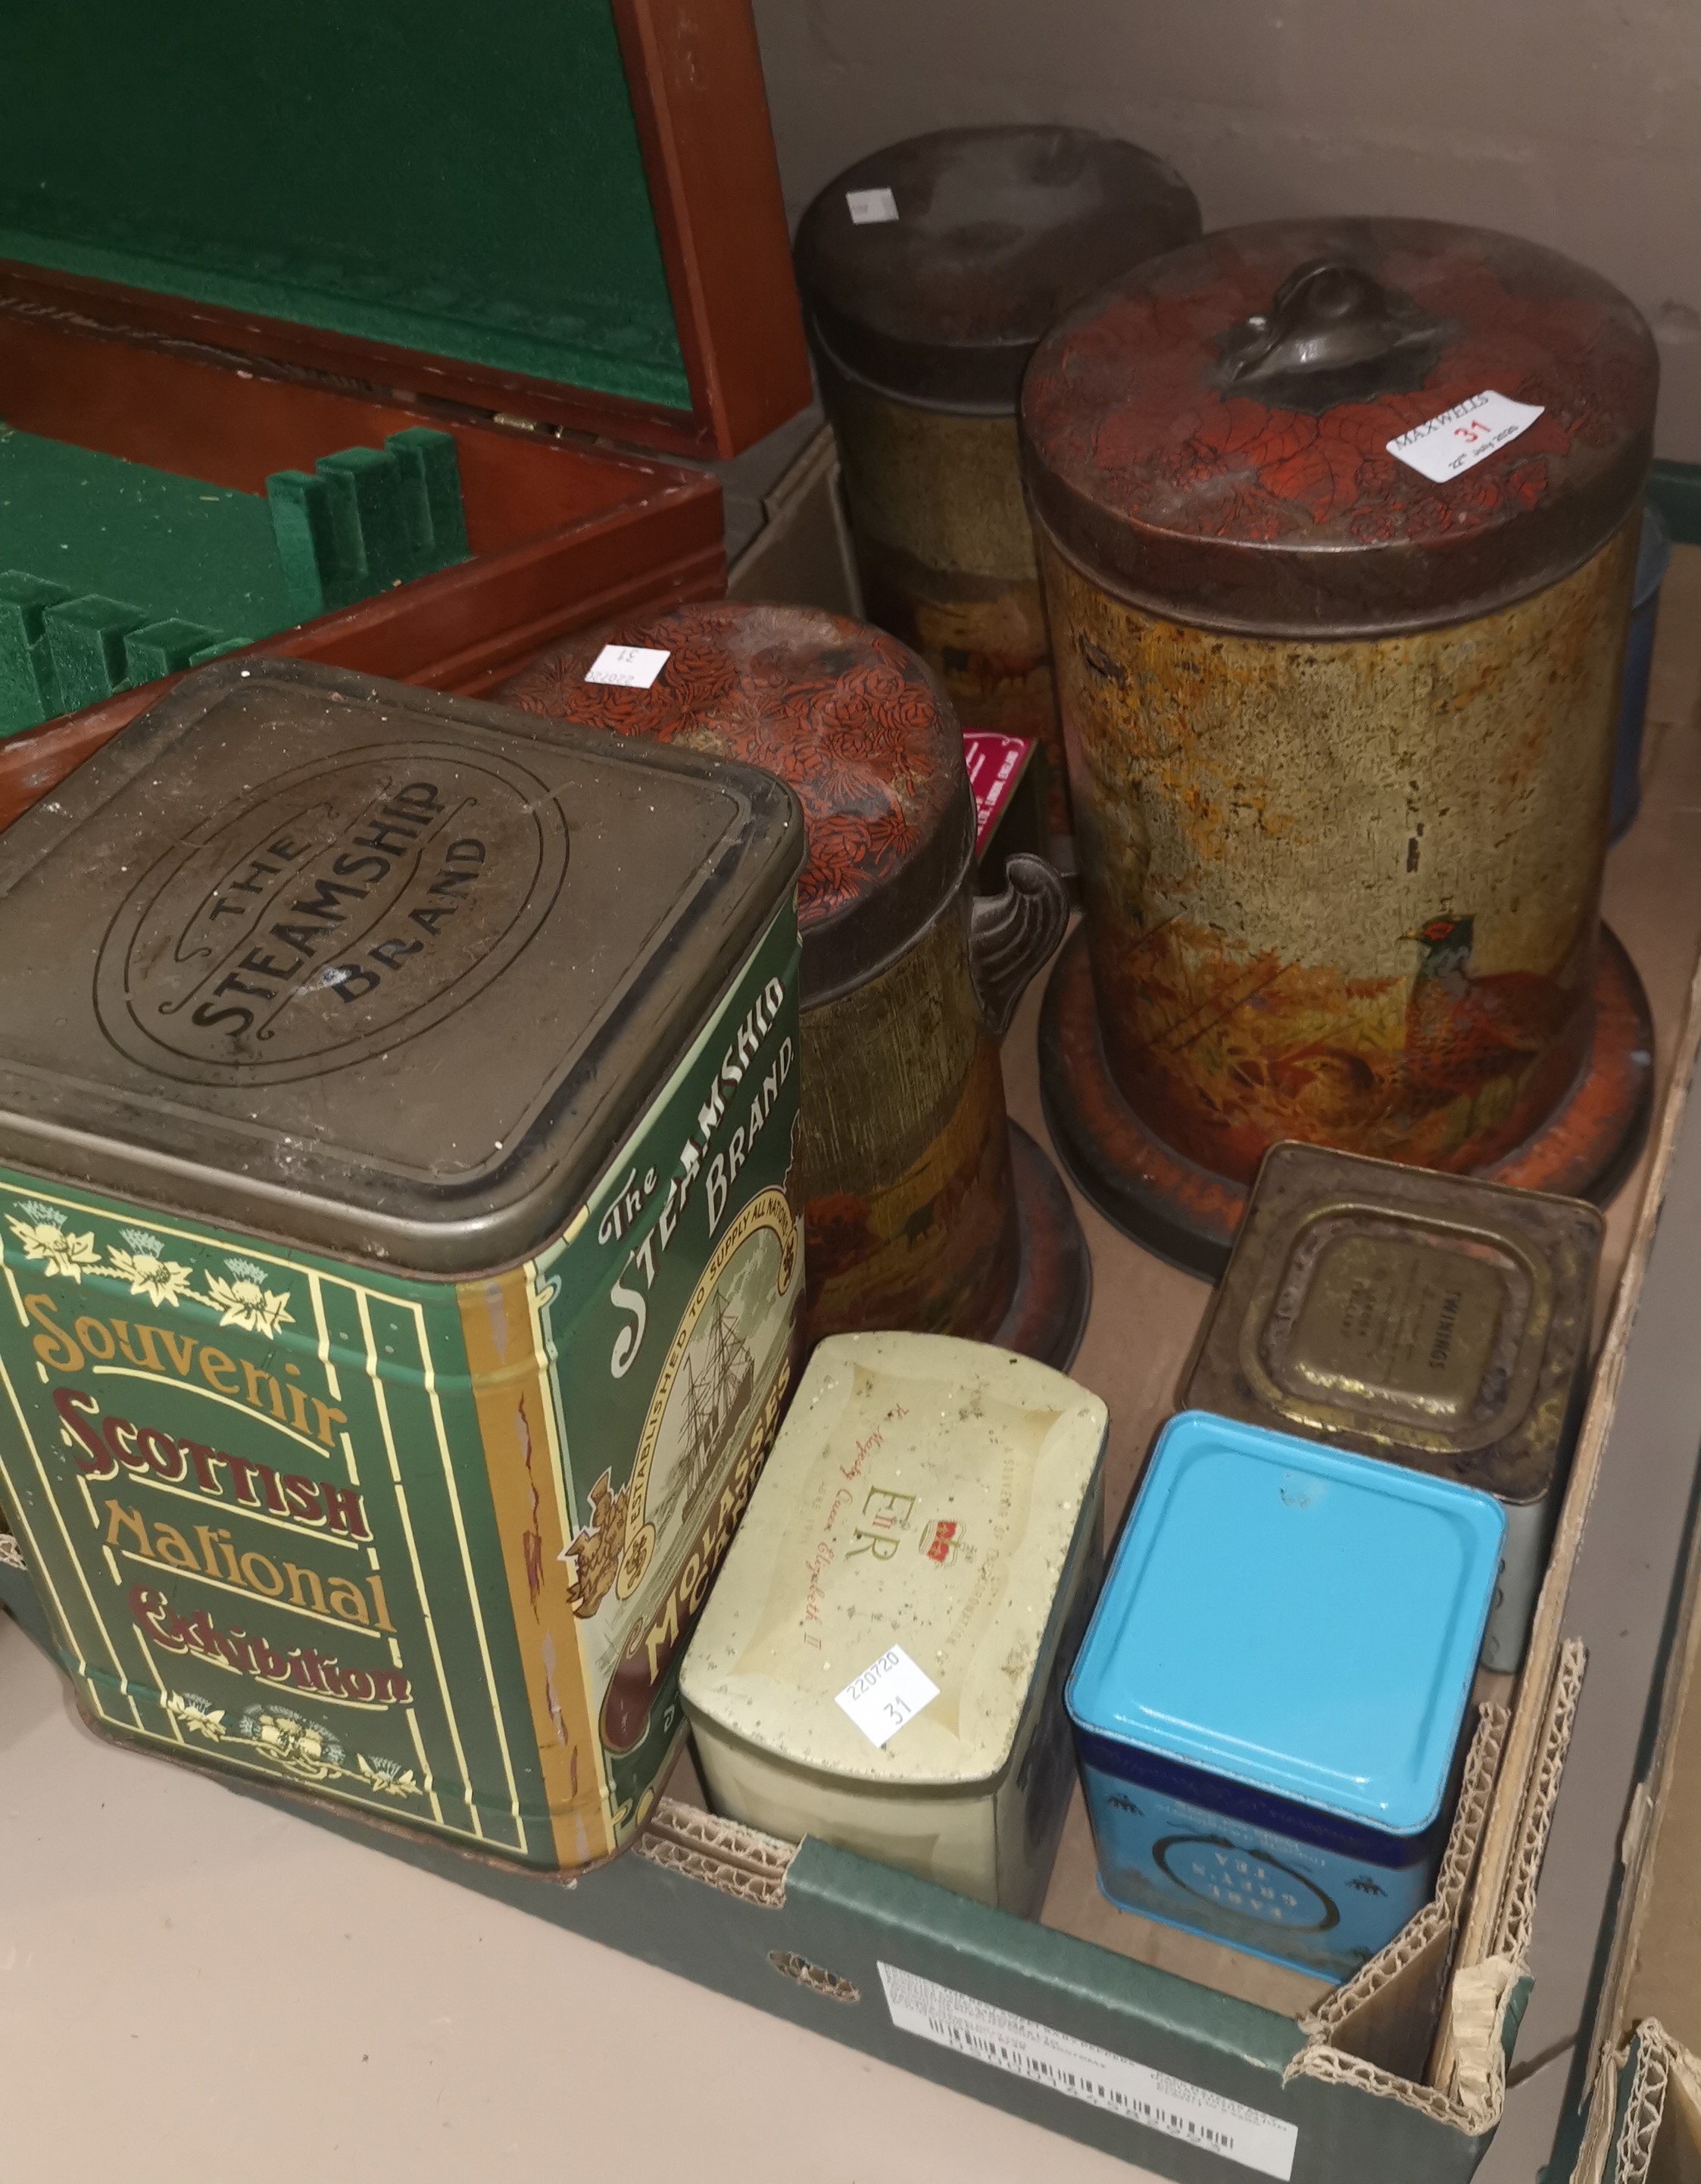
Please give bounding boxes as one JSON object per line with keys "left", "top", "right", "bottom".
{"left": 1215, "top": 259, "right": 1450, "bottom": 413}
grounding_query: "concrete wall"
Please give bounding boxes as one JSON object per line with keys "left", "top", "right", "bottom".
{"left": 752, "top": 0, "right": 1701, "bottom": 460}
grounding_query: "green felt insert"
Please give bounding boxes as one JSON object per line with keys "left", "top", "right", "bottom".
{"left": 0, "top": 423, "right": 467, "bottom": 735}
{"left": 5, "top": 3, "right": 689, "bottom": 413}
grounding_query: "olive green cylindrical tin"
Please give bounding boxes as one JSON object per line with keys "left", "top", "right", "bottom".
{"left": 0, "top": 660, "right": 806, "bottom": 1870}
{"left": 794, "top": 126, "right": 1201, "bottom": 867}
{"left": 498, "top": 603, "right": 1087, "bottom": 1365}
{"left": 1022, "top": 219, "right": 1659, "bottom": 1274}
{"left": 1181, "top": 1143, "right": 1603, "bottom": 1671}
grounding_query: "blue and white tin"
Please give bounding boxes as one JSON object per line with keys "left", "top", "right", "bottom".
{"left": 1066, "top": 1412, "right": 1506, "bottom": 1983}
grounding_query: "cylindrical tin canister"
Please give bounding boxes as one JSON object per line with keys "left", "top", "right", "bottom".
{"left": 498, "top": 603, "right": 1085, "bottom": 1360}
{"left": 1022, "top": 220, "right": 1659, "bottom": 1270}
{"left": 1066, "top": 1412, "right": 1504, "bottom": 1983}
{"left": 0, "top": 660, "right": 806, "bottom": 1872}
{"left": 1611, "top": 501, "right": 1673, "bottom": 839}
{"left": 681, "top": 1331, "right": 1108, "bottom": 1916}
{"left": 1181, "top": 1143, "right": 1603, "bottom": 1671}
{"left": 794, "top": 126, "right": 1201, "bottom": 863}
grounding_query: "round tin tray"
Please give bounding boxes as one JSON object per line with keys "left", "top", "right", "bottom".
{"left": 994, "top": 1122, "right": 1093, "bottom": 1368}
{"left": 1039, "top": 923, "right": 1653, "bottom": 1280}
{"left": 991, "top": 1127, "right": 1096, "bottom": 1362}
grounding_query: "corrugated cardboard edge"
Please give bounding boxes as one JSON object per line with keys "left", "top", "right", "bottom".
{"left": 1290, "top": 1704, "right": 1506, "bottom": 2075}
{"left": 1568, "top": 1074, "right": 1701, "bottom": 2174}
{"left": 1428, "top": 950, "right": 1701, "bottom": 2108}
{"left": 1578, "top": 1364, "right": 1701, "bottom": 2121}
{"left": 1571, "top": 2022, "right": 1701, "bottom": 2184}
{"left": 1495, "top": 1638, "right": 1587, "bottom": 1967}
{"left": 1283, "top": 1656, "right": 1582, "bottom": 2130}
{"left": 635, "top": 1793, "right": 796, "bottom": 1908}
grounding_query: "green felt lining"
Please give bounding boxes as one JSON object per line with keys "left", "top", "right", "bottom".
{"left": 0, "top": 425, "right": 467, "bottom": 734}
{"left": 5, "top": 3, "right": 689, "bottom": 414}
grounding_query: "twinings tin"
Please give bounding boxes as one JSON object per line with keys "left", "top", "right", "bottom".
{"left": 499, "top": 604, "right": 1084, "bottom": 1363}
{"left": 679, "top": 1331, "right": 1106, "bottom": 1915}
{"left": 794, "top": 126, "right": 1200, "bottom": 861}
{"left": 1067, "top": 1413, "right": 1504, "bottom": 1983}
{"left": 0, "top": 660, "right": 805, "bottom": 1869}
{"left": 1183, "top": 1143, "right": 1602, "bottom": 1672}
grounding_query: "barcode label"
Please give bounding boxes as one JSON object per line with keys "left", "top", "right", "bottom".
{"left": 878, "top": 1964, "right": 1297, "bottom": 2179}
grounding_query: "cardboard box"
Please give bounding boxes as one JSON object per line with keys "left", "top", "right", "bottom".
{"left": 17, "top": 1008, "right": 1698, "bottom": 2176}
{"left": 2, "top": 607, "right": 1695, "bottom": 2181}
{"left": 0, "top": 0, "right": 811, "bottom": 826}
{"left": 1544, "top": 985, "right": 1701, "bottom": 2182}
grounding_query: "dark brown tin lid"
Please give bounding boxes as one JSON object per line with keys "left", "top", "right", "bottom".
{"left": 497, "top": 602, "right": 973, "bottom": 1007}
{"left": 0, "top": 659, "right": 803, "bottom": 1277}
{"left": 794, "top": 126, "right": 1201, "bottom": 414}
{"left": 1022, "top": 217, "right": 1658, "bottom": 635}
{"left": 1182, "top": 1142, "right": 1603, "bottom": 1502}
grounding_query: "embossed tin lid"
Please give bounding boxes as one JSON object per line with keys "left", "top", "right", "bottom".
{"left": 679, "top": 1331, "right": 1107, "bottom": 1788}
{"left": 794, "top": 126, "right": 1202, "bottom": 413}
{"left": 1066, "top": 1412, "right": 1504, "bottom": 1833}
{"left": 1021, "top": 217, "right": 1658, "bottom": 635}
{"left": 0, "top": 658, "right": 804, "bottom": 1275}
{"left": 1182, "top": 1143, "right": 1603, "bottom": 1503}
{"left": 497, "top": 602, "right": 974, "bottom": 1006}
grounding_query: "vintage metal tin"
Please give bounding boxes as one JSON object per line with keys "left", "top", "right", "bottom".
{"left": 1610, "top": 501, "right": 1673, "bottom": 838}
{"left": 1022, "top": 220, "right": 1658, "bottom": 1270}
{"left": 1181, "top": 1143, "right": 1603, "bottom": 1671}
{"left": 1066, "top": 1412, "right": 1504, "bottom": 1982}
{"left": 0, "top": 658, "right": 806, "bottom": 1869}
{"left": 498, "top": 603, "right": 1086, "bottom": 1363}
{"left": 679, "top": 1330, "right": 1107, "bottom": 1914}
{"left": 794, "top": 126, "right": 1201, "bottom": 859}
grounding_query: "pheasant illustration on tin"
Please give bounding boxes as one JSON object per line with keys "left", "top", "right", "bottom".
{"left": 1402, "top": 916, "right": 1570, "bottom": 1101}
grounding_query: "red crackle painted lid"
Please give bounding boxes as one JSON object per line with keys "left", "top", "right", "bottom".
{"left": 1021, "top": 217, "right": 1657, "bottom": 635}
{"left": 496, "top": 602, "right": 974, "bottom": 1006}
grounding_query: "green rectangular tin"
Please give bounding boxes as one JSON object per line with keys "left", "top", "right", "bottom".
{"left": 0, "top": 657, "right": 805, "bottom": 1869}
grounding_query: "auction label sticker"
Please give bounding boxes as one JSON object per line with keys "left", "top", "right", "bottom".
{"left": 879, "top": 1964, "right": 1299, "bottom": 2179}
{"left": 847, "top": 186, "right": 899, "bottom": 225}
{"left": 585, "top": 644, "right": 671, "bottom": 689}
{"left": 1387, "top": 390, "right": 1545, "bottom": 482}
{"left": 835, "top": 1645, "right": 939, "bottom": 1747}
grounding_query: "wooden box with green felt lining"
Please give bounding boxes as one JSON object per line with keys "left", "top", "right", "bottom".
{"left": 0, "top": 0, "right": 810, "bottom": 808}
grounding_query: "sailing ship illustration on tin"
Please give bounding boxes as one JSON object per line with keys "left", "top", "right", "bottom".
{"left": 652, "top": 1292, "right": 757, "bottom": 1534}
{"left": 560, "top": 1294, "right": 760, "bottom": 1623}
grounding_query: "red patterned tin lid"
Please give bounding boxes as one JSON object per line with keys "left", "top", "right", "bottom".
{"left": 1021, "top": 217, "right": 1657, "bottom": 634}
{"left": 498, "top": 603, "right": 974, "bottom": 1004}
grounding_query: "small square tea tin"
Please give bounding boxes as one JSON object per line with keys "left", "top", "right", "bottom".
{"left": 1066, "top": 1411, "right": 1504, "bottom": 1983}
{"left": 681, "top": 1331, "right": 1106, "bottom": 1915}
{"left": 1182, "top": 1143, "right": 1602, "bottom": 1671}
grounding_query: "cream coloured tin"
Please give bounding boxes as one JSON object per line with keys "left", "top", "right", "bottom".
{"left": 680, "top": 1331, "right": 1106, "bottom": 1914}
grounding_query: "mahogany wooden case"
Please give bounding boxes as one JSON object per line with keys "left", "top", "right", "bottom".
{"left": 0, "top": 0, "right": 811, "bottom": 828}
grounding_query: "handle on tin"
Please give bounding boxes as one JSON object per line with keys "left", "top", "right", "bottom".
{"left": 969, "top": 853, "right": 1069, "bottom": 1040}
{"left": 1214, "top": 258, "right": 1449, "bottom": 409}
